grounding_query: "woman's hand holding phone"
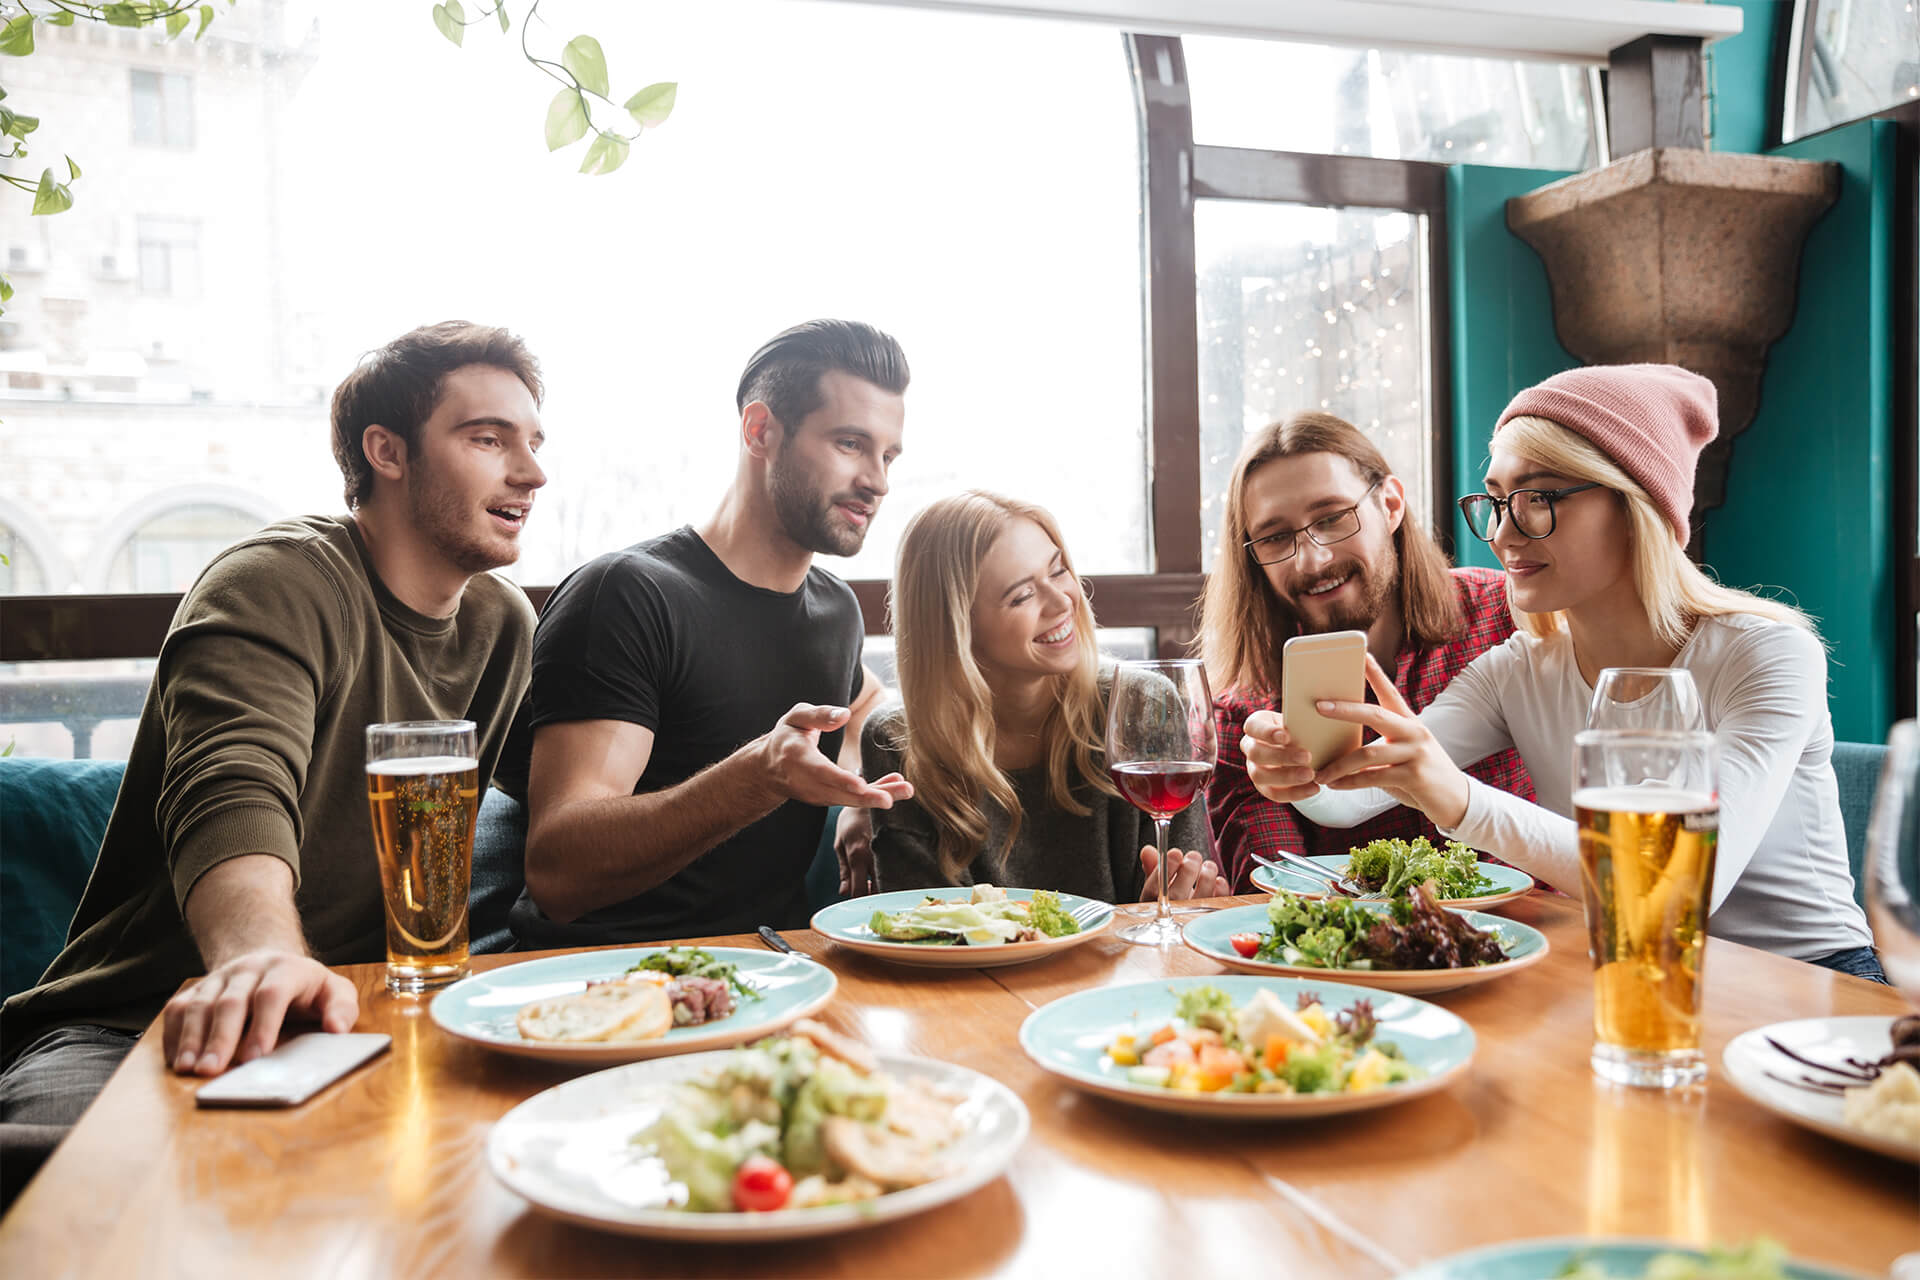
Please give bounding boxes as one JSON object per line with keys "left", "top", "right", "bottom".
{"left": 1311, "top": 653, "right": 1471, "bottom": 829}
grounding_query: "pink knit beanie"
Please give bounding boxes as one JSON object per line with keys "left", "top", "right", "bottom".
{"left": 1494, "top": 363, "right": 1718, "bottom": 542}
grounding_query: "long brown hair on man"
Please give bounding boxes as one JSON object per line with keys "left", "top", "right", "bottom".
{"left": 1200, "top": 411, "right": 1463, "bottom": 695}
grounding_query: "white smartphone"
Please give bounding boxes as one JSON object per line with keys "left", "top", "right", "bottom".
{"left": 194, "top": 1033, "right": 391, "bottom": 1109}
{"left": 1280, "top": 630, "right": 1368, "bottom": 770}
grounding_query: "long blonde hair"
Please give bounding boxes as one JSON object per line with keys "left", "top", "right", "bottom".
{"left": 1200, "top": 412, "right": 1464, "bottom": 695}
{"left": 1496, "top": 415, "right": 1812, "bottom": 645}
{"left": 887, "top": 491, "right": 1113, "bottom": 883}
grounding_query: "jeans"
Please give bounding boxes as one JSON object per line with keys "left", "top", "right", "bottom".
{"left": 0, "top": 1024, "right": 140, "bottom": 1209}
{"left": 1807, "top": 945, "right": 1891, "bottom": 985}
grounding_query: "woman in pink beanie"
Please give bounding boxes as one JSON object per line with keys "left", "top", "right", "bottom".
{"left": 1241, "top": 363, "right": 1880, "bottom": 980}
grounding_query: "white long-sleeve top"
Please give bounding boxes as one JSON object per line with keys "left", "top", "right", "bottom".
{"left": 1294, "top": 612, "right": 1872, "bottom": 960}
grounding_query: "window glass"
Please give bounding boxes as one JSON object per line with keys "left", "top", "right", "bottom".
{"left": 1795, "top": 0, "right": 1920, "bottom": 136}
{"left": 0, "top": 524, "right": 50, "bottom": 593}
{"left": 130, "top": 68, "right": 194, "bottom": 148}
{"left": 1194, "top": 199, "right": 1433, "bottom": 567}
{"left": 104, "top": 503, "right": 272, "bottom": 592}
{"left": 1183, "top": 36, "right": 1598, "bottom": 168}
{"left": 0, "top": 659, "right": 153, "bottom": 760}
{"left": 1, "top": 1, "right": 1147, "bottom": 607}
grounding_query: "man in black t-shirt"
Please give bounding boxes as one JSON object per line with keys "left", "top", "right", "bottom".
{"left": 502, "top": 320, "right": 913, "bottom": 945}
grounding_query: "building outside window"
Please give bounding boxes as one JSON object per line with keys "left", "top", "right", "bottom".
{"left": 136, "top": 217, "right": 201, "bottom": 298}
{"left": 130, "top": 68, "right": 195, "bottom": 148}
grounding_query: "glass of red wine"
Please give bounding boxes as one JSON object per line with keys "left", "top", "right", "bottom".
{"left": 1107, "top": 658, "right": 1218, "bottom": 946}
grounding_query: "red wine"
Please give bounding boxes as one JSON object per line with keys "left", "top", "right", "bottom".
{"left": 1110, "top": 761, "right": 1213, "bottom": 818}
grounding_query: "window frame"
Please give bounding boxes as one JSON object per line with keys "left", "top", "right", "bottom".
{"left": 130, "top": 68, "right": 195, "bottom": 150}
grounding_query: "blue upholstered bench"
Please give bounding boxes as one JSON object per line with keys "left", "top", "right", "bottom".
{"left": 0, "top": 757, "right": 528, "bottom": 1004}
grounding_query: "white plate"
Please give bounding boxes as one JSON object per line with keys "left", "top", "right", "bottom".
{"left": 811, "top": 887, "right": 1114, "bottom": 968}
{"left": 1722, "top": 1016, "right": 1920, "bottom": 1164}
{"left": 1018, "top": 974, "right": 1476, "bottom": 1119}
{"left": 429, "top": 947, "right": 837, "bottom": 1065}
{"left": 488, "top": 1049, "right": 1029, "bottom": 1240}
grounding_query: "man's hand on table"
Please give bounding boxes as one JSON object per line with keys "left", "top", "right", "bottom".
{"left": 162, "top": 950, "right": 359, "bottom": 1077}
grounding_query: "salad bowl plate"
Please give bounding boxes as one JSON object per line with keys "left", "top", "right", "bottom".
{"left": 811, "top": 887, "right": 1114, "bottom": 968}
{"left": 488, "top": 1050, "right": 1029, "bottom": 1241}
{"left": 1182, "top": 901, "right": 1550, "bottom": 994}
{"left": 1721, "top": 1016, "right": 1920, "bottom": 1165}
{"left": 1396, "top": 1236, "right": 1872, "bottom": 1279}
{"left": 1017, "top": 974, "right": 1475, "bottom": 1119}
{"left": 1251, "top": 854, "right": 1534, "bottom": 910}
{"left": 429, "top": 947, "right": 837, "bottom": 1065}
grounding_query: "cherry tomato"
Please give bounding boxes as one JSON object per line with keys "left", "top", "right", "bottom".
{"left": 731, "top": 1155, "right": 793, "bottom": 1212}
{"left": 1229, "top": 932, "right": 1262, "bottom": 958}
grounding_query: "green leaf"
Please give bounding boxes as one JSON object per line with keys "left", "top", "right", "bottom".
{"left": 102, "top": 4, "right": 147, "bottom": 29}
{"left": 66, "top": 155, "right": 80, "bottom": 180}
{"left": 431, "top": 2, "right": 462, "bottom": 47}
{"left": 496, "top": 3, "right": 508, "bottom": 33}
{"left": 561, "top": 35, "right": 609, "bottom": 98}
{"left": 45, "top": 12, "right": 75, "bottom": 27}
{"left": 624, "top": 81, "right": 676, "bottom": 127}
{"left": 579, "top": 131, "right": 629, "bottom": 175}
{"left": 196, "top": 5, "right": 215, "bottom": 38}
{"left": 0, "top": 276, "right": 12, "bottom": 305}
{"left": 9, "top": 112, "right": 38, "bottom": 139}
{"left": 165, "top": 10, "right": 190, "bottom": 37}
{"left": 543, "top": 88, "right": 588, "bottom": 151}
{"left": 31, "top": 169, "right": 73, "bottom": 216}
{"left": 0, "top": 14, "right": 35, "bottom": 56}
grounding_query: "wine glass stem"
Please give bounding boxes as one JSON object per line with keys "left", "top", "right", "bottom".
{"left": 1155, "top": 815, "right": 1173, "bottom": 924}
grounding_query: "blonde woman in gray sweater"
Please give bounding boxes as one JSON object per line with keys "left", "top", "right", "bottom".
{"left": 841, "top": 491, "right": 1220, "bottom": 903}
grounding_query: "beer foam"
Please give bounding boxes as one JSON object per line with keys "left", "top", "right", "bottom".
{"left": 1572, "top": 786, "right": 1715, "bottom": 814}
{"left": 366, "top": 755, "right": 479, "bottom": 775}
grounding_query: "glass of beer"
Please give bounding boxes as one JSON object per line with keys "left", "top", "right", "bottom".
{"left": 366, "top": 720, "right": 479, "bottom": 994}
{"left": 1573, "top": 729, "right": 1719, "bottom": 1088}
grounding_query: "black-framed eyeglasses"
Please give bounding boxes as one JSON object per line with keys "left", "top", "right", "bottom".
{"left": 1457, "top": 482, "right": 1603, "bottom": 542}
{"left": 1242, "top": 479, "right": 1382, "bottom": 566}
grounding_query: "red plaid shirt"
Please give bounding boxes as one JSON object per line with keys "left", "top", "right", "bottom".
{"left": 1210, "top": 567, "right": 1535, "bottom": 892}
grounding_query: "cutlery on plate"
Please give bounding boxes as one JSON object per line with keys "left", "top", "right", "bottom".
{"left": 1248, "top": 849, "right": 1380, "bottom": 899}
{"left": 756, "top": 925, "right": 796, "bottom": 954}
{"left": 1069, "top": 901, "right": 1111, "bottom": 928}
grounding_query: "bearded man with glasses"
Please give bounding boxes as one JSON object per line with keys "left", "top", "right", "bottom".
{"left": 1197, "top": 411, "right": 1534, "bottom": 891}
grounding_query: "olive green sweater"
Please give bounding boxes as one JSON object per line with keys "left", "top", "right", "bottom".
{"left": 2, "top": 517, "right": 533, "bottom": 1054}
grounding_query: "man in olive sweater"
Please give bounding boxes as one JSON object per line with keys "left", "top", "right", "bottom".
{"left": 0, "top": 322, "right": 546, "bottom": 1160}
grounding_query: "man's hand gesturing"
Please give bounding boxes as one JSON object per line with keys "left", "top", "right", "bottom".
{"left": 755, "top": 703, "right": 914, "bottom": 811}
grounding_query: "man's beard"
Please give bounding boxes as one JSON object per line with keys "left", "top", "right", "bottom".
{"left": 1286, "top": 545, "right": 1396, "bottom": 635}
{"left": 409, "top": 457, "right": 517, "bottom": 576}
{"left": 770, "top": 450, "right": 867, "bottom": 557}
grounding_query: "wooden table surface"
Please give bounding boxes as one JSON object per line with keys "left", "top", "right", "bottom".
{"left": 3, "top": 893, "right": 1915, "bottom": 1279}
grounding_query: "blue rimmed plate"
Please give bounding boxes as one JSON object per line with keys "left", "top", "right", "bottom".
{"left": 1183, "top": 900, "right": 1550, "bottom": 994}
{"left": 811, "top": 887, "right": 1113, "bottom": 968}
{"left": 1251, "top": 853, "right": 1534, "bottom": 910}
{"left": 1017, "top": 974, "right": 1475, "bottom": 1118}
{"left": 429, "top": 946, "right": 836, "bottom": 1065}
{"left": 1397, "top": 1237, "right": 1871, "bottom": 1279}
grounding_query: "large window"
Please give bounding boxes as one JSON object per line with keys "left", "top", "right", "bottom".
{"left": 4, "top": 2, "right": 1148, "bottom": 604}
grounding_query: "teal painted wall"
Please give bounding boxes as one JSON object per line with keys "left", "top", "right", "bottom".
{"left": 1705, "top": 119, "right": 1898, "bottom": 743}
{"left": 1705, "top": 0, "right": 1786, "bottom": 155}
{"left": 1445, "top": 165, "right": 1579, "bottom": 566}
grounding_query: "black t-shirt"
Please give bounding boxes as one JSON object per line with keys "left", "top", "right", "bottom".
{"left": 501, "top": 526, "right": 863, "bottom": 945}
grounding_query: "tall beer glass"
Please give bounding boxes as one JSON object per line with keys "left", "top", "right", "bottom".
{"left": 1573, "top": 729, "right": 1718, "bottom": 1088}
{"left": 366, "top": 720, "right": 478, "bottom": 993}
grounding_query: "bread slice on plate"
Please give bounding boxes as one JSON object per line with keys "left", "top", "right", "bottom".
{"left": 516, "top": 972, "right": 675, "bottom": 1043}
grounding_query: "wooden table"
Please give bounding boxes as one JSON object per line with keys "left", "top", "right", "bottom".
{"left": 3, "top": 894, "right": 1915, "bottom": 1278}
